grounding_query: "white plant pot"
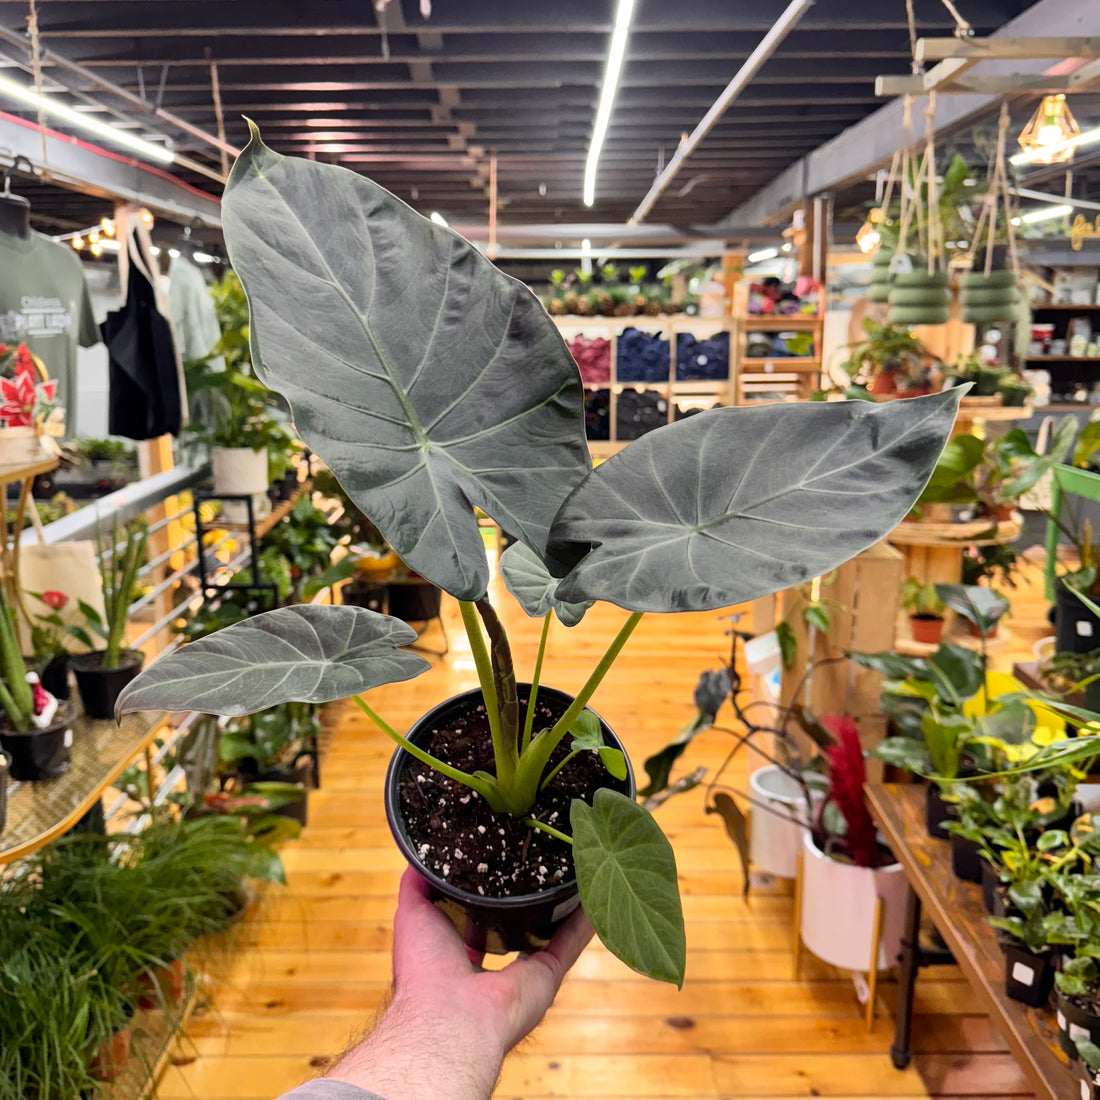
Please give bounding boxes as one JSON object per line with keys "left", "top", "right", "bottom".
{"left": 211, "top": 446, "right": 269, "bottom": 497}
{"left": 799, "top": 831, "right": 907, "bottom": 972}
{"left": 748, "top": 765, "right": 821, "bottom": 879}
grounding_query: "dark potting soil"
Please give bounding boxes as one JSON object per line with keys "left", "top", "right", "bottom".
{"left": 1064, "top": 988, "right": 1100, "bottom": 1018}
{"left": 399, "top": 695, "right": 624, "bottom": 897}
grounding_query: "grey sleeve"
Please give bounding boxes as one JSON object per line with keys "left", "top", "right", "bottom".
{"left": 277, "top": 1082, "right": 388, "bottom": 1100}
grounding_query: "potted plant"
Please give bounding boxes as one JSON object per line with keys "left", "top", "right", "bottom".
{"left": 116, "top": 127, "right": 961, "bottom": 985}
{"left": 900, "top": 577, "right": 946, "bottom": 644}
{"left": 68, "top": 521, "right": 149, "bottom": 719}
{"left": 936, "top": 582, "right": 1011, "bottom": 640}
{"left": 0, "top": 584, "right": 72, "bottom": 780}
{"left": 798, "top": 716, "right": 907, "bottom": 972}
{"left": 998, "top": 374, "right": 1034, "bottom": 408}
{"left": 0, "top": 342, "right": 64, "bottom": 464}
{"left": 25, "top": 588, "right": 75, "bottom": 699}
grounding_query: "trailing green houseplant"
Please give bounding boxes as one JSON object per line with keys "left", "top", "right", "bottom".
{"left": 116, "top": 126, "right": 962, "bottom": 986}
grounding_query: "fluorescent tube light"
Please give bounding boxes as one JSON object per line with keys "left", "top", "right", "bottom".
{"left": 583, "top": 0, "right": 635, "bottom": 207}
{"left": 1011, "top": 125, "right": 1100, "bottom": 167}
{"left": 1011, "top": 204, "right": 1073, "bottom": 225}
{"left": 0, "top": 74, "right": 174, "bottom": 165}
{"left": 748, "top": 247, "right": 779, "bottom": 263}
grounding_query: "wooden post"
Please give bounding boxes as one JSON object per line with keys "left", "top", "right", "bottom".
{"left": 792, "top": 847, "right": 805, "bottom": 979}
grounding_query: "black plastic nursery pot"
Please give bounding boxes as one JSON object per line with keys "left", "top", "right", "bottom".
{"left": 39, "top": 654, "right": 71, "bottom": 701}
{"left": 69, "top": 650, "right": 145, "bottom": 720}
{"left": 385, "top": 684, "right": 634, "bottom": 955}
{"left": 980, "top": 859, "right": 1002, "bottom": 915}
{"left": 1002, "top": 943, "right": 1054, "bottom": 1007}
{"left": 341, "top": 580, "right": 387, "bottom": 614}
{"left": 951, "top": 832, "right": 983, "bottom": 883}
{"left": 1055, "top": 582, "right": 1100, "bottom": 655}
{"left": 925, "top": 782, "right": 955, "bottom": 840}
{"left": 1057, "top": 990, "right": 1100, "bottom": 1059}
{"left": 386, "top": 579, "right": 442, "bottom": 623}
{"left": 0, "top": 701, "right": 75, "bottom": 781}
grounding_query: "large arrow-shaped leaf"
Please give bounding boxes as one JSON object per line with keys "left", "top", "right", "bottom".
{"left": 548, "top": 390, "right": 961, "bottom": 612}
{"left": 115, "top": 605, "right": 430, "bottom": 717}
{"left": 571, "top": 789, "right": 686, "bottom": 986}
{"left": 222, "top": 124, "right": 592, "bottom": 601}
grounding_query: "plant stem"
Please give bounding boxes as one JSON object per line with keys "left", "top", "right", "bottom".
{"left": 539, "top": 750, "right": 576, "bottom": 792}
{"left": 351, "top": 695, "right": 502, "bottom": 807}
{"left": 513, "top": 611, "right": 644, "bottom": 796}
{"left": 522, "top": 614, "right": 552, "bottom": 752}
{"left": 523, "top": 817, "right": 573, "bottom": 845}
{"left": 458, "top": 600, "right": 511, "bottom": 784}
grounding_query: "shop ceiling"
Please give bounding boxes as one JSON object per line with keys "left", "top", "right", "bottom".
{"left": 0, "top": 0, "right": 1096, "bottom": 248}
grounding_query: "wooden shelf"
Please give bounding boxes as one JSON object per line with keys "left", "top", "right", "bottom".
{"left": 0, "top": 710, "right": 168, "bottom": 865}
{"left": 212, "top": 481, "right": 312, "bottom": 538}
{"left": 888, "top": 515, "right": 1022, "bottom": 548}
{"left": 740, "top": 315, "right": 822, "bottom": 331}
{"left": 1025, "top": 356, "right": 1100, "bottom": 364}
{"left": 740, "top": 357, "right": 821, "bottom": 370}
{"left": 0, "top": 455, "right": 58, "bottom": 488}
{"left": 1032, "top": 303, "right": 1100, "bottom": 311}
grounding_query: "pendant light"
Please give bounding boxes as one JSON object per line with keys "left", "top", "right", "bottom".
{"left": 1017, "top": 95, "right": 1081, "bottom": 166}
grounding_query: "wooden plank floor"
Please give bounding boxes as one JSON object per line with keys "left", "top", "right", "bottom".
{"left": 160, "top": 552, "right": 1056, "bottom": 1100}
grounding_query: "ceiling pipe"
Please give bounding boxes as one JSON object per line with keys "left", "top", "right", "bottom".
{"left": 449, "top": 222, "right": 784, "bottom": 244}
{"left": 1012, "top": 187, "right": 1100, "bottom": 212}
{"left": 627, "top": 0, "right": 815, "bottom": 226}
{"left": 0, "top": 24, "right": 240, "bottom": 160}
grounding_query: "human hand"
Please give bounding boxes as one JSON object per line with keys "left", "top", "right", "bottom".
{"left": 392, "top": 864, "right": 594, "bottom": 1054}
{"left": 325, "top": 866, "right": 593, "bottom": 1100}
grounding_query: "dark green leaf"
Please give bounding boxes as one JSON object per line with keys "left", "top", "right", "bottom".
{"left": 935, "top": 584, "right": 1010, "bottom": 634}
{"left": 223, "top": 126, "right": 592, "bottom": 601}
{"left": 873, "top": 736, "right": 931, "bottom": 773}
{"left": 1036, "top": 829, "right": 1068, "bottom": 851}
{"left": 116, "top": 605, "right": 431, "bottom": 717}
{"left": 803, "top": 603, "right": 830, "bottom": 633}
{"left": 928, "top": 643, "right": 985, "bottom": 702}
{"left": 919, "top": 433, "right": 984, "bottom": 503}
{"left": 303, "top": 556, "right": 361, "bottom": 599}
{"left": 693, "top": 667, "right": 732, "bottom": 720}
{"left": 849, "top": 650, "right": 928, "bottom": 680}
{"left": 571, "top": 789, "right": 686, "bottom": 985}
{"left": 548, "top": 391, "right": 962, "bottom": 612}
{"left": 499, "top": 542, "right": 590, "bottom": 627}
{"left": 706, "top": 792, "right": 751, "bottom": 899}
{"left": 775, "top": 620, "right": 797, "bottom": 671}
{"left": 973, "top": 700, "right": 1034, "bottom": 745}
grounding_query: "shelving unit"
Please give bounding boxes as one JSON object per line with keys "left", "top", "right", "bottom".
{"left": 553, "top": 315, "right": 733, "bottom": 449}
{"left": 1025, "top": 302, "right": 1100, "bottom": 402}
{"left": 735, "top": 314, "right": 824, "bottom": 404}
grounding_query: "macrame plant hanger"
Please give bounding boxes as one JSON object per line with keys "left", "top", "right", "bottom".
{"left": 965, "top": 103, "right": 1020, "bottom": 279}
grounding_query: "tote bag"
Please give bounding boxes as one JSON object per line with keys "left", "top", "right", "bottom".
{"left": 16, "top": 501, "right": 106, "bottom": 656}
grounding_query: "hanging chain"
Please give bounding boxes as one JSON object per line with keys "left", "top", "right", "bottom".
{"left": 25, "top": 0, "right": 49, "bottom": 176}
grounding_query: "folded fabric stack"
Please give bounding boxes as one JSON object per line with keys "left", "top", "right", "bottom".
{"left": 675, "top": 331, "right": 729, "bottom": 381}
{"left": 566, "top": 334, "right": 611, "bottom": 385}
{"left": 616, "top": 389, "right": 668, "bottom": 440}
{"left": 617, "top": 327, "right": 670, "bottom": 382}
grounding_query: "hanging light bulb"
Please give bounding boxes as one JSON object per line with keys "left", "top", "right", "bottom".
{"left": 90, "top": 241, "right": 103, "bottom": 257}
{"left": 100, "top": 217, "right": 115, "bottom": 237}
{"left": 1017, "top": 95, "right": 1081, "bottom": 166}
{"left": 140, "top": 209, "right": 154, "bottom": 226}
{"left": 856, "top": 207, "right": 884, "bottom": 254}
{"left": 88, "top": 230, "right": 100, "bottom": 245}
{"left": 71, "top": 235, "right": 84, "bottom": 250}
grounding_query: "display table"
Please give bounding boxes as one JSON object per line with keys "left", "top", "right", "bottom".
{"left": 889, "top": 514, "right": 1022, "bottom": 587}
{"left": 866, "top": 783, "right": 1074, "bottom": 1099}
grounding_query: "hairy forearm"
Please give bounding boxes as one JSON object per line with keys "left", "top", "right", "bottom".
{"left": 326, "top": 991, "right": 506, "bottom": 1100}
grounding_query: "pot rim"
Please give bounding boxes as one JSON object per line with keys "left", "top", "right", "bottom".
{"left": 68, "top": 649, "right": 145, "bottom": 673}
{"left": 802, "top": 827, "right": 901, "bottom": 872}
{"left": 386, "top": 683, "right": 633, "bottom": 910}
{"left": 0, "top": 699, "right": 76, "bottom": 737}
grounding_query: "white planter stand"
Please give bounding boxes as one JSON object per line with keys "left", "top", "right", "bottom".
{"left": 796, "top": 831, "right": 907, "bottom": 1026}
{"left": 748, "top": 765, "right": 821, "bottom": 879}
{"left": 211, "top": 446, "right": 270, "bottom": 524}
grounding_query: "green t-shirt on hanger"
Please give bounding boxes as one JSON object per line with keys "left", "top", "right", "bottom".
{"left": 0, "top": 229, "right": 99, "bottom": 435}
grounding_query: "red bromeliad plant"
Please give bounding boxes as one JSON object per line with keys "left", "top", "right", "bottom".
{"left": 815, "top": 715, "right": 889, "bottom": 869}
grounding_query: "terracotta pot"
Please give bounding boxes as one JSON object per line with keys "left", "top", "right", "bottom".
{"left": 90, "top": 1021, "right": 132, "bottom": 1081}
{"left": 137, "top": 958, "right": 187, "bottom": 1010}
{"left": 965, "top": 619, "right": 999, "bottom": 640}
{"left": 909, "top": 614, "right": 944, "bottom": 645}
{"left": 385, "top": 684, "right": 633, "bottom": 955}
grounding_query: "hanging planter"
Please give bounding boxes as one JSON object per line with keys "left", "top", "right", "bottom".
{"left": 887, "top": 266, "right": 951, "bottom": 326}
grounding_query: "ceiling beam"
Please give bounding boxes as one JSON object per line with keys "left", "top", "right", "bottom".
{"left": 720, "top": 0, "right": 1100, "bottom": 227}
{"left": 916, "top": 35, "right": 1100, "bottom": 61}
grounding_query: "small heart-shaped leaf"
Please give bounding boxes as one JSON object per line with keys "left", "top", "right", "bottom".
{"left": 571, "top": 789, "right": 686, "bottom": 986}
{"left": 500, "top": 541, "right": 590, "bottom": 626}
{"left": 116, "top": 605, "right": 430, "bottom": 717}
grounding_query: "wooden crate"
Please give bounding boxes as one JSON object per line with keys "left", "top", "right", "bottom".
{"left": 751, "top": 542, "right": 903, "bottom": 769}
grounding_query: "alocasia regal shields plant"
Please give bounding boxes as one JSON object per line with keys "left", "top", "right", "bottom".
{"left": 118, "top": 123, "right": 962, "bottom": 986}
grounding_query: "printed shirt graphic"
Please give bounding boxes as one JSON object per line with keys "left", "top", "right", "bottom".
{"left": 0, "top": 230, "right": 99, "bottom": 435}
